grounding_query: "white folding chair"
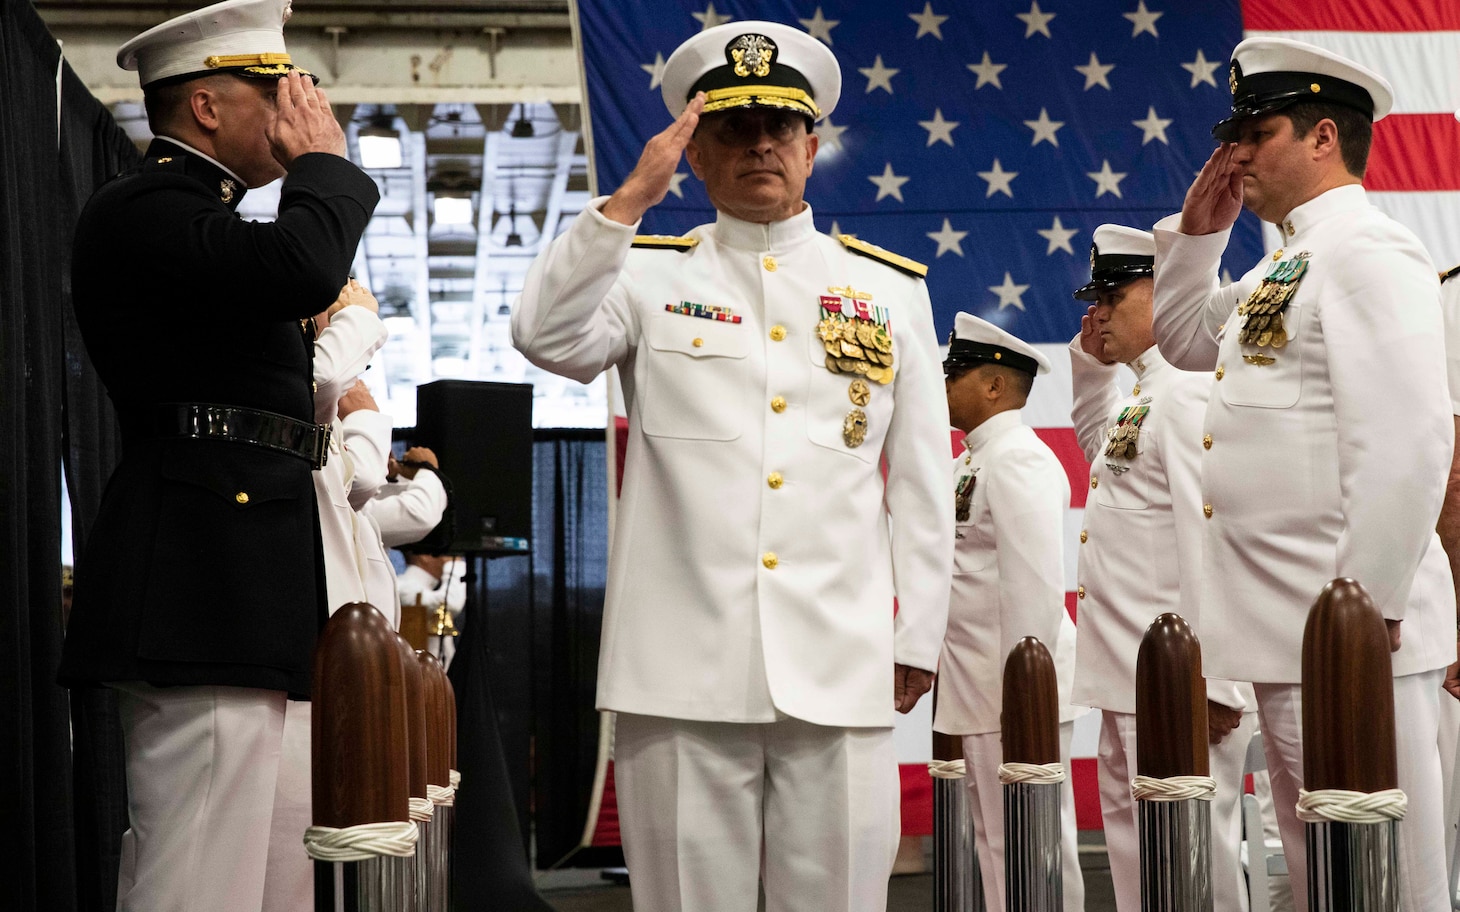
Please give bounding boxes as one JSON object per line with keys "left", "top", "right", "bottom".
{"left": 1239, "top": 731, "right": 1288, "bottom": 912}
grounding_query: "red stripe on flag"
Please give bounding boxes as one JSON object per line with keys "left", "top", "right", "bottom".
{"left": 1034, "top": 427, "right": 1091, "bottom": 508}
{"left": 1243, "top": 0, "right": 1460, "bottom": 31}
{"left": 1367, "top": 114, "right": 1460, "bottom": 192}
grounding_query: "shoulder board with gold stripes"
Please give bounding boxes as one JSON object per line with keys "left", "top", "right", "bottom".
{"left": 1441, "top": 263, "right": 1460, "bottom": 285}
{"left": 631, "top": 235, "right": 698, "bottom": 251}
{"left": 837, "top": 234, "right": 928, "bottom": 279}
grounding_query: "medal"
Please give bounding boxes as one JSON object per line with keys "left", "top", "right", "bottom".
{"left": 842, "top": 408, "right": 868, "bottom": 448}
{"left": 954, "top": 469, "right": 977, "bottom": 522}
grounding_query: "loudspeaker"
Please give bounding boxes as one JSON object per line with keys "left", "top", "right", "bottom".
{"left": 412, "top": 380, "right": 533, "bottom": 552}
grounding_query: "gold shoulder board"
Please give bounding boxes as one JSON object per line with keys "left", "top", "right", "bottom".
{"left": 631, "top": 235, "right": 699, "bottom": 251}
{"left": 837, "top": 234, "right": 928, "bottom": 279}
{"left": 1441, "top": 263, "right": 1460, "bottom": 285}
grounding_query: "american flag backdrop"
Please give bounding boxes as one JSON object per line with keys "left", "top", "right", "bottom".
{"left": 571, "top": 0, "right": 1460, "bottom": 839}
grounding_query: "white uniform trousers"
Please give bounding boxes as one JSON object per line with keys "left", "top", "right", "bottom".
{"left": 613, "top": 712, "right": 900, "bottom": 912}
{"left": 115, "top": 683, "right": 287, "bottom": 912}
{"left": 1254, "top": 671, "right": 1449, "bottom": 912}
{"left": 961, "top": 722, "right": 1084, "bottom": 912}
{"left": 1096, "top": 709, "right": 1253, "bottom": 912}
{"left": 261, "top": 701, "right": 313, "bottom": 912}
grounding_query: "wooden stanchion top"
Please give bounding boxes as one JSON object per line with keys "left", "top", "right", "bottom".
{"left": 1001, "top": 637, "right": 1060, "bottom": 765}
{"left": 416, "top": 650, "right": 451, "bottom": 788}
{"left": 1302, "top": 578, "right": 1397, "bottom": 792}
{"left": 442, "top": 669, "right": 458, "bottom": 774}
{"left": 396, "top": 634, "right": 428, "bottom": 800}
{"left": 312, "top": 602, "right": 409, "bottom": 828}
{"left": 1135, "top": 613, "right": 1208, "bottom": 779}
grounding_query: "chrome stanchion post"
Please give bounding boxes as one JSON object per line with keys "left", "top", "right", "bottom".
{"left": 1000, "top": 637, "right": 1063, "bottom": 912}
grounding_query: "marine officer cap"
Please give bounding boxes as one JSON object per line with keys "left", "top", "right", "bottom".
{"left": 1213, "top": 36, "right": 1392, "bottom": 142}
{"left": 117, "top": 0, "right": 316, "bottom": 89}
{"left": 944, "top": 313, "right": 1051, "bottom": 378}
{"left": 661, "top": 20, "right": 841, "bottom": 122}
{"left": 1073, "top": 225, "right": 1155, "bottom": 301}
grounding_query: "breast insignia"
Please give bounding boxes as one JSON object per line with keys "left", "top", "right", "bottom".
{"left": 631, "top": 234, "right": 699, "bottom": 252}
{"left": 837, "top": 234, "right": 928, "bottom": 279}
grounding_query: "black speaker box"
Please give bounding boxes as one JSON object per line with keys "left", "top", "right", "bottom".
{"left": 412, "top": 380, "right": 533, "bottom": 552}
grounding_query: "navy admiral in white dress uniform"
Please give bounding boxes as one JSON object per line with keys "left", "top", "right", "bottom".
{"left": 512, "top": 20, "right": 952, "bottom": 912}
{"left": 934, "top": 313, "right": 1086, "bottom": 912}
{"left": 1150, "top": 37, "right": 1455, "bottom": 909}
{"left": 1069, "top": 225, "right": 1256, "bottom": 912}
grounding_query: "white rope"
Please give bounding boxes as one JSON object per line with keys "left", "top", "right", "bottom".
{"left": 1297, "top": 788, "right": 1407, "bottom": 824}
{"left": 449, "top": 769, "right": 461, "bottom": 789}
{"left": 927, "top": 759, "right": 967, "bottom": 780}
{"left": 998, "top": 762, "right": 1066, "bottom": 785}
{"left": 303, "top": 821, "right": 418, "bottom": 862}
{"left": 1131, "top": 775, "right": 1216, "bottom": 802}
{"left": 428, "top": 783, "right": 456, "bottom": 807}
{"left": 408, "top": 797, "right": 434, "bottom": 823}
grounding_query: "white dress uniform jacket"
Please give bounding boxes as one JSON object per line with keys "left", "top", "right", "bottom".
{"left": 1441, "top": 270, "right": 1460, "bottom": 413}
{"left": 933, "top": 410, "right": 1079, "bottom": 735}
{"left": 1151, "top": 185, "right": 1455, "bottom": 682}
{"left": 365, "top": 471, "right": 449, "bottom": 549}
{"left": 512, "top": 199, "right": 953, "bottom": 727}
{"left": 1069, "top": 341, "right": 1249, "bottom": 712}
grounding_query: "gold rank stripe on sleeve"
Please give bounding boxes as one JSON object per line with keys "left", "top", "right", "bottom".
{"left": 631, "top": 235, "right": 699, "bottom": 251}
{"left": 836, "top": 234, "right": 928, "bottom": 279}
{"left": 1441, "top": 263, "right": 1460, "bottom": 285}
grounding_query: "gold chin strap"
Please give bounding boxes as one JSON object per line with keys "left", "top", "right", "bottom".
{"left": 205, "top": 52, "right": 293, "bottom": 69}
{"left": 702, "top": 85, "right": 820, "bottom": 119}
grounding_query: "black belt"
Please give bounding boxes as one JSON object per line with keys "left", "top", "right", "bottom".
{"left": 148, "top": 404, "right": 331, "bottom": 469}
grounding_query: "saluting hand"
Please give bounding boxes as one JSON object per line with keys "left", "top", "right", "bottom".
{"left": 267, "top": 70, "right": 347, "bottom": 170}
{"left": 601, "top": 93, "right": 706, "bottom": 226}
{"left": 894, "top": 664, "right": 933, "bottom": 714}
{"left": 1079, "top": 305, "right": 1114, "bottom": 365}
{"left": 1178, "top": 144, "right": 1244, "bottom": 237}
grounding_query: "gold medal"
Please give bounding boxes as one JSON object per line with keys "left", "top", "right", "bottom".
{"left": 848, "top": 378, "right": 871, "bottom": 406}
{"left": 825, "top": 354, "right": 842, "bottom": 373}
{"left": 843, "top": 408, "right": 868, "bottom": 448}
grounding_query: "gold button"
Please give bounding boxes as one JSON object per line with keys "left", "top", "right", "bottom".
{"left": 235, "top": 492, "right": 250, "bottom": 504}
{"left": 1203, "top": 434, "right": 1212, "bottom": 450}
{"left": 312, "top": 380, "right": 318, "bottom": 393}
{"left": 763, "top": 255, "right": 778, "bottom": 272}
{"left": 771, "top": 395, "right": 787, "bottom": 413}
{"left": 1203, "top": 503, "right": 1213, "bottom": 519}
{"left": 1079, "top": 530, "right": 1088, "bottom": 544}
{"left": 692, "top": 337, "right": 704, "bottom": 348}
{"left": 1077, "top": 586, "right": 1086, "bottom": 599}
{"left": 769, "top": 324, "right": 787, "bottom": 341}
{"left": 767, "top": 472, "right": 783, "bottom": 489}
{"left": 762, "top": 552, "right": 779, "bottom": 569}
{"left": 1310, "top": 82, "right": 1321, "bottom": 93}
{"left": 1090, "top": 476, "right": 1098, "bottom": 490}
{"left": 1215, "top": 365, "right": 1225, "bottom": 380}
{"left": 1272, "top": 249, "right": 1283, "bottom": 262}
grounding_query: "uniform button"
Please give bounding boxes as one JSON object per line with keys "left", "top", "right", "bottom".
{"left": 1090, "top": 476, "right": 1098, "bottom": 490}
{"left": 692, "top": 337, "right": 704, "bottom": 348}
{"left": 1077, "top": 586, "right": 1086, "bottom": 599}
{"left": 762, "top": 552, "right": 779, "bottom": 569}
{"left": 767, "top": 472, "right": 783, "bottom": 489}
{"left": 1203, "top": 435, "right": 1212, "bottom": 450}
{"left": 235, "top": 492, "right": 250, "bottom": 504}
{"left": 1215, "top": 365, "right": 1225, "bottom": 380}
{"left": 1080, "top": 530, "right": 1088, "bottom": 544}
{"left": 1272, "top": 249, "right": 1283, "bottom": 262}
{"left": 770, "top": 395, "right": 787, "bottom": 413}
{"left": 1203, "top": 503, "right": 1213, "bottom": 519}
{"left": 769, "top": 324, "right": 787, "bottom": 341}
{"left": 311, "top": 381, "right": 318, "bottom": 393}
{"left": 763, "top": 255, "right": 778, "bottom": 272}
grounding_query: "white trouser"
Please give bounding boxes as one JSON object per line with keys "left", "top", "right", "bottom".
{"left": 961, "top": 721, "right": 1084, "bottom": 912}
{"left": 1254, "top": 670, "right": 1449, "bottom": 912}
{"left": 613, "top": 712, "right": 900, "bottom": 912}
{"left": 1096, "top": 709, "right": 1253, "bottom": 912}
{"left": 115, "top": 683, "right": 287, "bottom": 912}
{"left": 262, "top": 701, "right": 313, "bottom": 912}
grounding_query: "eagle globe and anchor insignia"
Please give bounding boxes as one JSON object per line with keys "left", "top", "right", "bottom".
{"left": 728, "top": 34, "right": 776, "bottom": 79}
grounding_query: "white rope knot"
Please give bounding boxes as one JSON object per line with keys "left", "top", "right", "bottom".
{"left": 998, "top": 762, "right": 1066, "bottom": 785}
{"left": 449, "top": 769, "right": 461, "bottom": 789}
{"left": 928, "top": 759, "right": 967, "bottom": 780}
{"left": 1131, "top": 775, "right": 1216, "bottom": 802}
{"left": 427, "top": 783, "right": 456, "bottom": 807}
{"left": 1297, "top": 788, "right": 1407, "bottom": 824}
{"left": 408, "top": 797, "right": 434, "bottom": 823}
{"left": 302, "top": 821, "right": 418, "bottom": 862}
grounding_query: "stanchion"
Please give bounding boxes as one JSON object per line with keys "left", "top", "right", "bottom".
{"left": 931, "top": 679, "right": 985, "bottom": 912}
{"left": 1301, "top": 578, "right": 1403, "bottom": 910}
{"left": 441, "top": 670, "right": 459, "bottom": 907}
{"left": 395, "top": 635, "right": 429, "bottom": 912}
{"left": 308, "top": 603, "right": 416, "bottom": 912}
{"left": 417, "top": 651, "right": 453, "bottom": 912}
{"left": 1134, "top": 612, "right": 1213, "bottom": 911}
{"left": 999, "top": 637, "right": 1063, "bottom": 911}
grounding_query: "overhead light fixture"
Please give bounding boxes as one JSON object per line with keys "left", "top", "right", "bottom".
{"left": 357, "top": 116, "right": 402, "bottom": 169}
{"left": 505, "top": 204, "right": 523, "bottom": 247}
{"left": 433, "top": 190, "right": 474, "bottom": 226}
{"left": 510, "top": 103, "right": 535, "bottom": 138}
